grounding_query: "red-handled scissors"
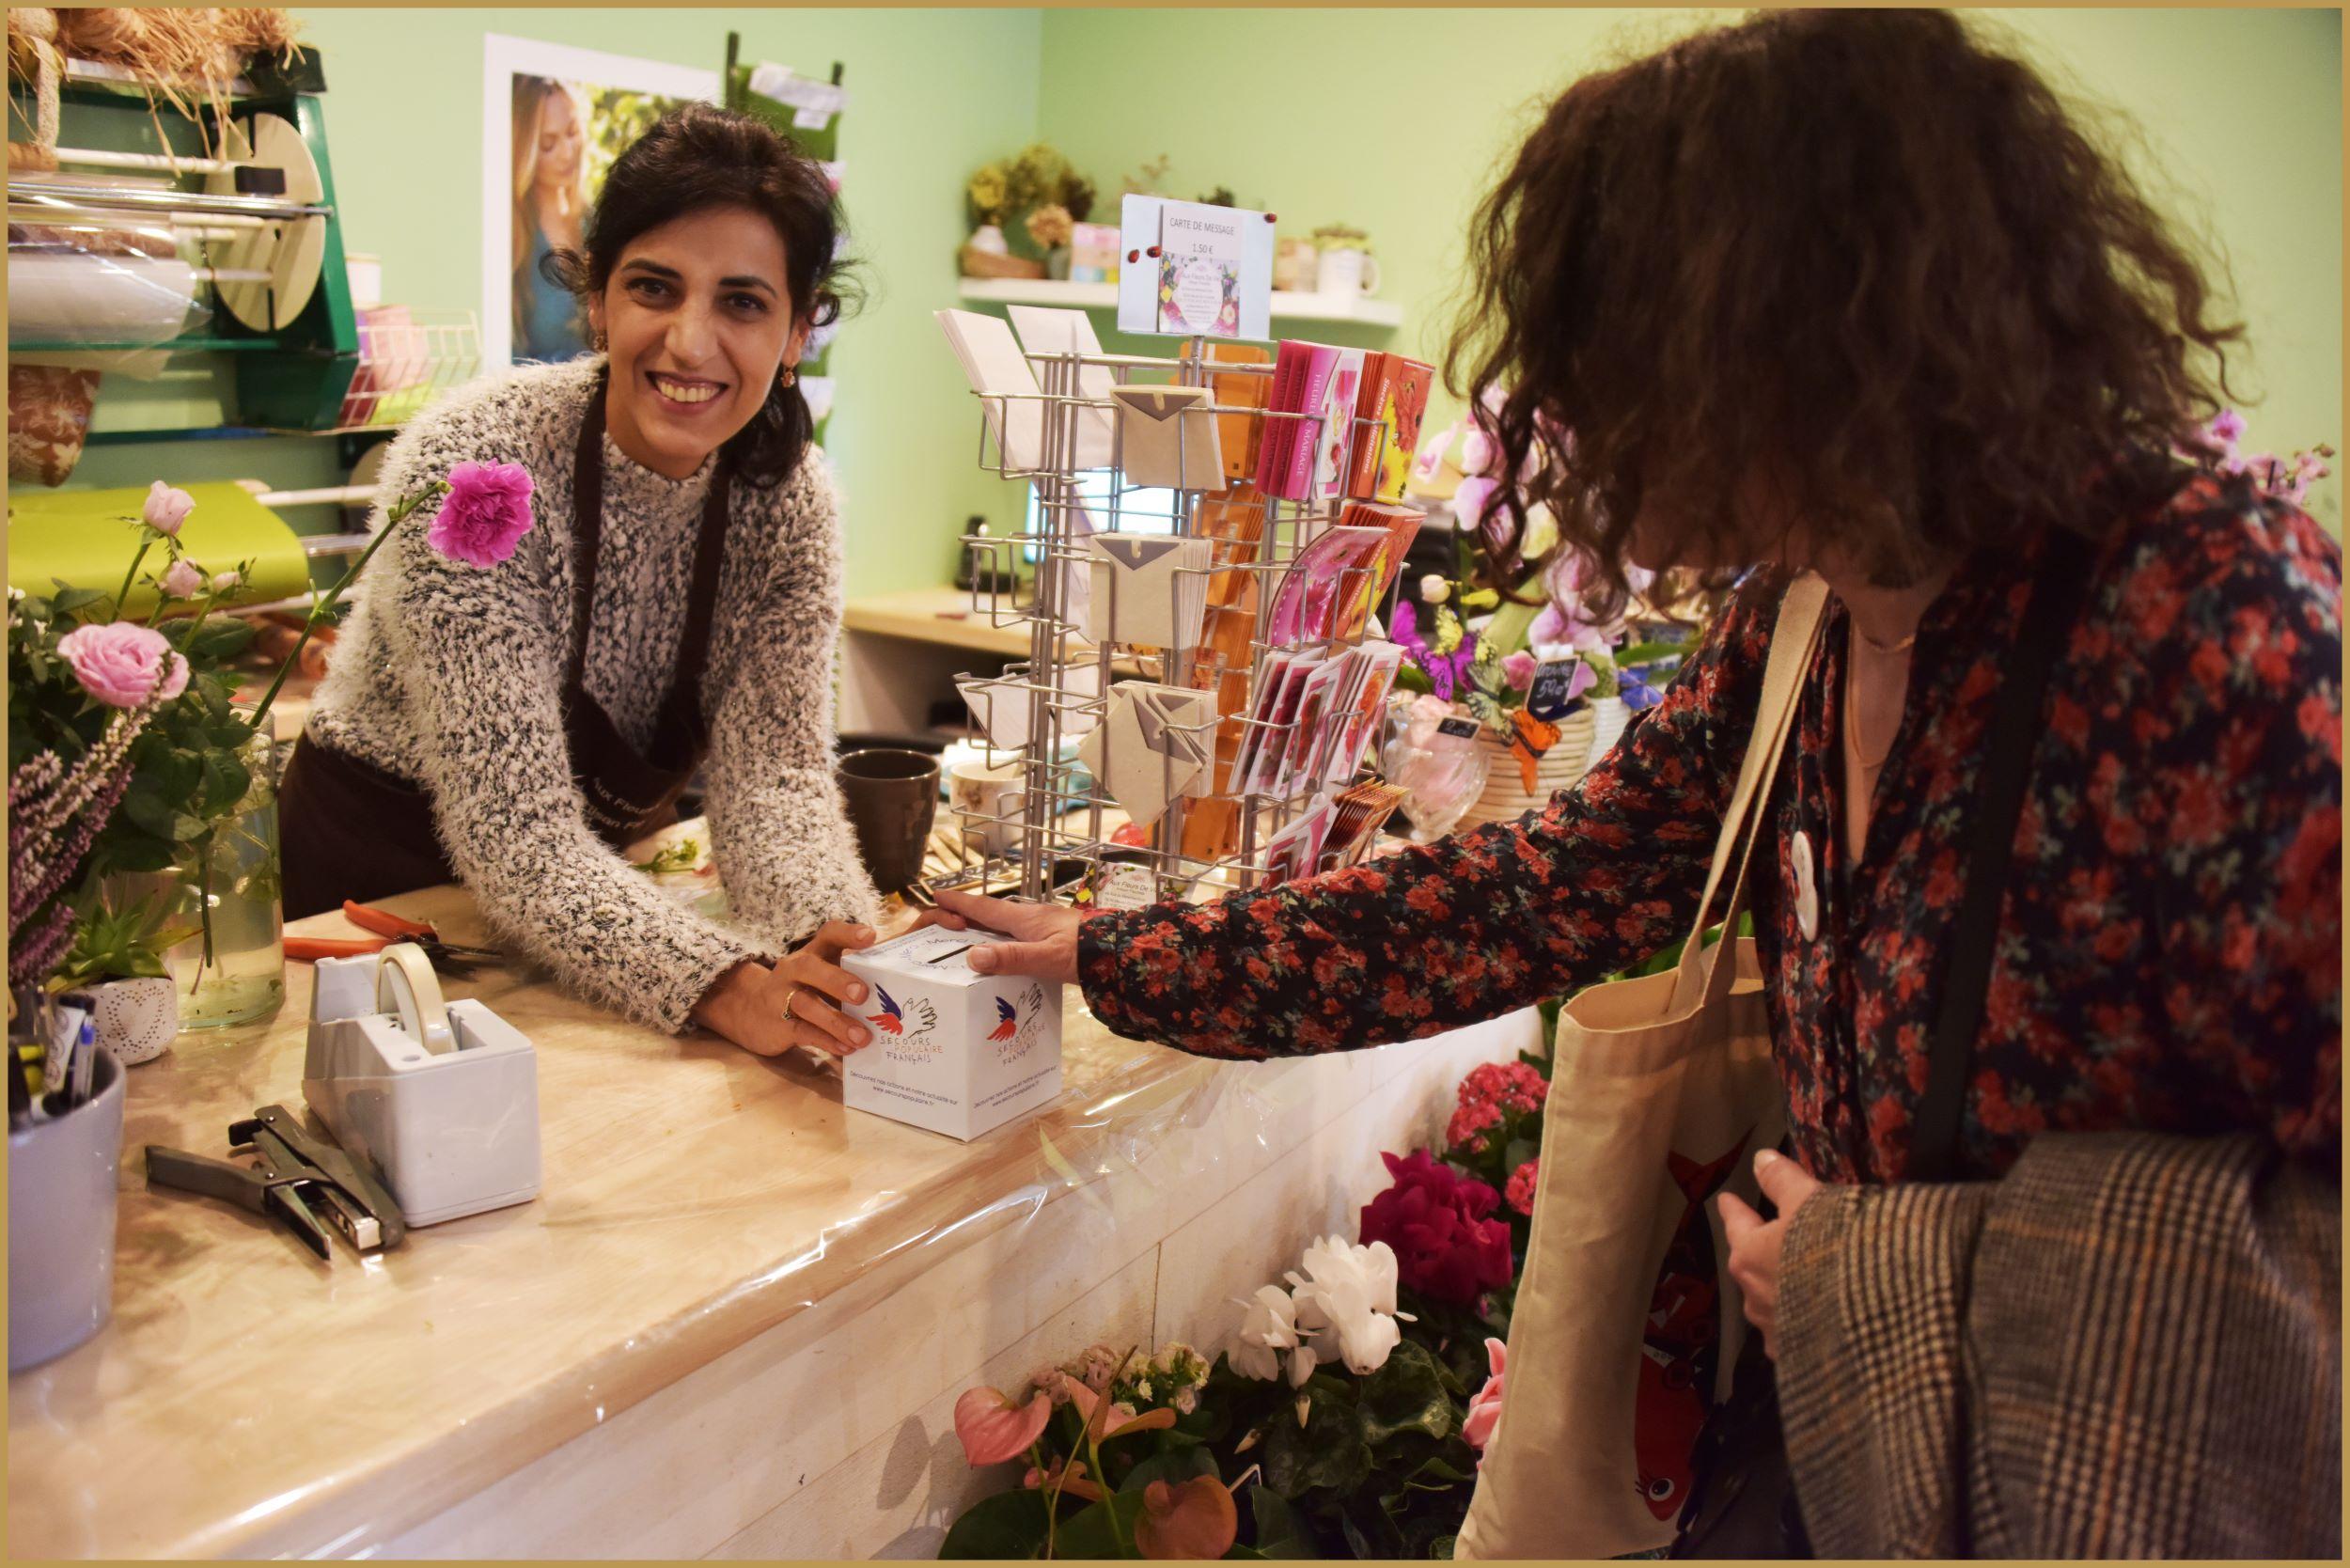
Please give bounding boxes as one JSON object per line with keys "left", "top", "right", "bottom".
{"left": 284, "top": 901, "right": 503, "bottom": 975}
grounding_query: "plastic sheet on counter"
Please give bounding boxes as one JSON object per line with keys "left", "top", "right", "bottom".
{"left": 0, "top": 874, "right": 1552, "bottom": 1560}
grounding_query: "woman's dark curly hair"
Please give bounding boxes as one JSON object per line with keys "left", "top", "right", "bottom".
{"left": 544, "top": 102, "right": 857, "bottom": 488}
{"left": 1447, "top": 8, "right": 2241, "bottom": 597}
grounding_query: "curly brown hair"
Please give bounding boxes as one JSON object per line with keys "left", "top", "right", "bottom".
{"left": 1446, "top": 8, "right": 2243, "bottom": 598}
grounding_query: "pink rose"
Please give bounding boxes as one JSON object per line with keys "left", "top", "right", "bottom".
{"left": 427, "top": 462, "right": 536, "bottom": 568}
{"left": 1463, "top": 1338, "right": 1507, "bottom": 1459}
{"left": 1501, "top": 651, "right": 1538, "bottom": 692}
{"left": 161, "top": 558, "right": 205, "bottom": 600}
{"left": 142, "top": 481, "right": 195, "bottom": 536}
{"left": 210, "top": 570, "right": 243, "bottom": 595}
{"left": 56, "top": 622, "right": 188, "bottom": 708}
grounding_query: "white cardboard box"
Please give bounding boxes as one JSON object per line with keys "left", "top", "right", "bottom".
{"left": 841, "top": 927, "right": 1064, "bottom": 1140}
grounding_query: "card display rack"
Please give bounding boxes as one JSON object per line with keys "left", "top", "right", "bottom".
{"left": 948, "top": 333, "right": 1405, "bottom": 906}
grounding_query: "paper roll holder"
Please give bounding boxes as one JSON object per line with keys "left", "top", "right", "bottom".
{"left": 300, "top": 944, "right": 541, "bottom": 1227}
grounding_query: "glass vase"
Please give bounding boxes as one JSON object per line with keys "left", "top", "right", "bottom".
{"left": 165, "top": 730, "right": 286, "bottom": 1030}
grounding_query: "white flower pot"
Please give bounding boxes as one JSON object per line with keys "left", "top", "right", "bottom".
{"left": 91, "top": 976, "right": 177, "bottom": 1066}
{"left": 1458, "top": 709, "right": 1598, "bottom": 833}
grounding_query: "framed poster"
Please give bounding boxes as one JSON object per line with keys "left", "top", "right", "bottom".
{"left": 481, "top": 36, "right": 719, "bottom": 368}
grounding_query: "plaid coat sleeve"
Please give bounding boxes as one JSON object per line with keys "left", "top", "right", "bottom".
{"left": 1777, "top": 1132, "right": 2342, "bottom": 1558}
{"left": 1074, "top": 579, "right": 1781, "bottom": 1058}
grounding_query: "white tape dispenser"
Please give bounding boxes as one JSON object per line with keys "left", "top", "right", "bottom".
{"left": 301, "top": 943, "right": 540, "bottom": 1227}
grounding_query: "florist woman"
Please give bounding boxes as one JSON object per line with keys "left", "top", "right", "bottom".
{"left": 934, "top": 9, "right": 2340, "bottom": 1559}
{"left": 282, "top": 104, "right": 885, "bottom": 1062}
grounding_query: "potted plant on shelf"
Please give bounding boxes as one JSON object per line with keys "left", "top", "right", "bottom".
{"left": 964, "top": 144, "right": 1097, "bottom": 280}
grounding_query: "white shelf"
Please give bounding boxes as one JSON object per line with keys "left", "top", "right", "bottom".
{"left": 955, "top": 275, "right": 1404, "bottom": 328}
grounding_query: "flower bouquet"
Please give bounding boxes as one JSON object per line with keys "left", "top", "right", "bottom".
{"left": 6, "top": 461, "right": 532, "bottom": 1045}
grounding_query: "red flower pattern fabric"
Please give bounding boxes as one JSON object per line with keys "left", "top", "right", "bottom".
{"left": 1080, "top": 471, "right": 2342, "bottom": 1182}
{"left": 1358, "top": 1151, "right": 1514, "bottom": 1305}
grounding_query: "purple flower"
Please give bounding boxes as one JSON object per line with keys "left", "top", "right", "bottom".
{"left": 55, "top": 622, "right": 187, "bottom": 708}
{"left": 428, "top": 462, "right": 537, "bottom": 568}
{"left": 2205, "top": 408, "right": 2248, "bottom": 449}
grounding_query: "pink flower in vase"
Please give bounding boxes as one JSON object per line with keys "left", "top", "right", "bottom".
{"left": 56, "top": 622, "right": 188, "bottom": 708}
{"left": 428, "top": 462, "right": 537, "bottom": 568}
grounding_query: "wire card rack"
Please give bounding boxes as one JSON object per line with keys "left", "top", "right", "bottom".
{"left": 947, "top": 333, "right": 1420, "bottom": 907}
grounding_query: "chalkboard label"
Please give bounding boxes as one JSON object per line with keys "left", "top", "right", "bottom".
{"left": 1527, "top": 660, "right": 1589, "bottom": 723}
{"left": 1435, "top": 716, "right": 1482, "bottom": 741}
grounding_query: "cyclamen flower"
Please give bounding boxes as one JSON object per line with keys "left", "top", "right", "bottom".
{"left": 1505, "top": 1158, "right": 1541, "bottom": 1216}
{"left": 1358, "top": 1151, "right": 1514, "bottom": 1307}
{"left": 1463, "top": 1338, "right": 1508, "bottom": 1461}
{"left": 427, "top": 461, "right": 537, "bottom": 568}
{"left": 56, "top": 622, "right": 188, "bottom": 708}
{"left": 1286, "top": 1236, "right": 1407, "bottom": 1376}
{"left": 1230, "top": 1283, "right": 1315, "bottom": 1386}
{"left": 142, "top": 481, "right": 195, "bottom": 536}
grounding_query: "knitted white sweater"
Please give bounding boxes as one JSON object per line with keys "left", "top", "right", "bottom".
{"left": 308, "top": 357, "right": 880, "bottom": 1033}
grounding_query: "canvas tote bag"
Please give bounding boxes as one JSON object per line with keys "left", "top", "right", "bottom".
{"left": 1457, "top": 575, "right": 1827, "bottom": 1560}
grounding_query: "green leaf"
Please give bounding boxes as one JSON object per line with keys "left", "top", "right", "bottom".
{"left": 1500, "top": 1137, "right": 1538, "bottom": 1176}
{"left": 49, "top": 587, "right": 107, "bottom": 616}
{"left": 1120, "top": 1444, "right": 1216, "bottom": 1497}
{"left": 1051, "top": 1489, "right": 1146, "bottom": 1560}
{"left": 1357, "top": 1341, "right": 1458, "bottom": 1447}
{"left": 184, "top": 618, "right": 258, "bottom": 664}
{"left": 1263, "top": 1386, "right": 1372, "bottom": 1499}
{"left": 196, "top": 751, "right": 251, "bottom": 816}
{"left": 940, "top": 1486, "right": 1052, "bottom": 1560}
{"left": 1245, "top": 1487, "right": 1320, "bottom": 1560}
{"left": 122, "top": 792, "right": 205, "bottom": 843}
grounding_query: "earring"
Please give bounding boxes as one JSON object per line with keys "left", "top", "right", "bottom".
{"left": 591, "top": 330, "right": 607, "bottom": 353}
{"left": 779, "top": 365, "right": 797, "bottom": 388}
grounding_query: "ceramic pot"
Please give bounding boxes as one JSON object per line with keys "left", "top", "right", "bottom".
{"left": 8, "top": 1045, "right": 125, "bottom": 1371}
{"left": 90, "top": 975, "right": 176, "bottom": 1066}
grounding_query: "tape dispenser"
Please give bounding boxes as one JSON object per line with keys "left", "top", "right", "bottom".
{"left": 301, "top": 943, "right": 541, "bottom": 1226}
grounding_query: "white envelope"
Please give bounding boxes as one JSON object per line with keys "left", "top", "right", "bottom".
{"left": 1084, "top": 532, "right": 1214, "bottom": 651}
{"left": 1007, "top": 306, "right": 1117, "bottom": 470}
{"left": 1108, "top": 384, "right": 1226, "bottom": 491}
{"left": 1076, "top": 682, "right": 1215, "bottom": 827}
{"left": 958, "top": 659, "right": 1105, "bottom": 752}
{"left": 937, "top": 308, "right": 1044, "bottom": 473}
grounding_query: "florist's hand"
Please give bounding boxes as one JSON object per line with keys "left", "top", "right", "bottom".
{"left": 926, "top": 888, "right": 1083, "bottom": 986}
{"left": 1716, "top": 1149, "right": 1825, "bottom": 1359}
{"left": 692, "top": 920, "right": 878, "bottom": 1058}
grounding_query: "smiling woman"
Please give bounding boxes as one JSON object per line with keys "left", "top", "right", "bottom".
{"left": 278, "top": 104, "right": 891, "bottom": 1066}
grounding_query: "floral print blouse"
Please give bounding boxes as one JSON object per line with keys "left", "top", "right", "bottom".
{"left": 1078, "top": 471, "right": 2342, "bottom": 1184}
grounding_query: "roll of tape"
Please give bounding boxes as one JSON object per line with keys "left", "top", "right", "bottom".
{"left": 375, "top": 943, "right": 454, "bottom": 1055}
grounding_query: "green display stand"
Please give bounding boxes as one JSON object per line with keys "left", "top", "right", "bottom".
{"left": 8, "top": 483, "right": 311, "bottom": 616}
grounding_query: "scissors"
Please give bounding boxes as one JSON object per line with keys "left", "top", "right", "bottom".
{"left": 283, "top": 901, "right": 503, "bottom": 976}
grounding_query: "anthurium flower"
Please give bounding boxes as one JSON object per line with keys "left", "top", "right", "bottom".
{"left": 952, "top": 1384, "right": 1052, "bottom": 1466}
{"left": 1023, "top": 1454, "right": 1103, "bottom": 1502}
{"left": 1058, "top": 1372, "right": 1178, "bottom": 1442}
{"left": 1136, "top": 1475, "right": 1239, "bottom": 1560}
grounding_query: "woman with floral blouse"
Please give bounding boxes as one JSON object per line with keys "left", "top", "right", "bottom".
{"left": 934, "top": 9, "right": 2340, "bottom": 1557}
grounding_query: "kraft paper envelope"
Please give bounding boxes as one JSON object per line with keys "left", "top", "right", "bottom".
{"left": 1077, "top": 683, "right": 1214, "bottom": 827}
{"left": 1109, "top": 384, "right": 1226, "bottom": 491}
{"left": 1084, "top": 532, "right": 1213, "bottom": 651}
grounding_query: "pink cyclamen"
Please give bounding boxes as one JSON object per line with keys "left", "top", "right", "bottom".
{"left": 56, "top": 622, "right": 188, "bottom": 708}
{"left": 428, "top": 462, "right": 537, "bottom": 568}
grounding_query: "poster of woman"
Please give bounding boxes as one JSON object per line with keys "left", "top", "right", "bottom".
{"left": 481, "top": 36, "right": 718, "bottom": 367}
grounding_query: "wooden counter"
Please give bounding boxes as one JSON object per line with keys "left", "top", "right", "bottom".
{"left": 8, "top": 886, "right": 1539, "bottom": 1559}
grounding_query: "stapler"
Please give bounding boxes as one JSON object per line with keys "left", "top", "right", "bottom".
{"left": 145, "top": 1105, "right": 406, "bottom": 1260}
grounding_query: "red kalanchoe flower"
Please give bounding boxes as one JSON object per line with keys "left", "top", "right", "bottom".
{"left": 1461, "top": 1060, "right": 1546, "bottom": 1117}
{"left": 1505, "top": 1158, "right": 1540, "bottom": 1216}
{"left": 1447, "top": 1099, "right": 1502, "bottom": 1153}
{"left": 1359, "top": 1150, "right": 1514, "bottom": 1306}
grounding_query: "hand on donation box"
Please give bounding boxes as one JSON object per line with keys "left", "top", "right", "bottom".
{"left": 1715, "top": 1148, "right": 1827, "bottom": 1359}
{"left": 692, "top": 920, "right": 881, "bottom": 1058}
{"left": 923, "top": 888, "right": 1085, "bottom": 987}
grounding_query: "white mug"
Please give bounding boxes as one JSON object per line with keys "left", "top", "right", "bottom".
{"left": 948, "top": 759, "right": 1027, "bottom": 858}
{"left": 1315, "top": 247, "right": 1382, "bottom": 298}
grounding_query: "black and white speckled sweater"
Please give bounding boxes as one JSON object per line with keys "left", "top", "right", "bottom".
{"left": 308, "top": 357, "right": 880, "bottom": 1033}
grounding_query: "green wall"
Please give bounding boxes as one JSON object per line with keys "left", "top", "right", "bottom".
{"left": 1039, "top": 6, "right": 2342, "bottom": 527}
{"left": 51, "top": 6, "right": 2343, "bottom": 587}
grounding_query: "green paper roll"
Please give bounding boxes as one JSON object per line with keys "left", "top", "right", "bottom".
{"left": 8, "top": 482, "right": 312, "bottom": 615}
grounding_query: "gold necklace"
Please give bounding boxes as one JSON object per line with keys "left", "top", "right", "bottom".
{"left": 1843, "top": 650, "right": 1904, "bottom": 772}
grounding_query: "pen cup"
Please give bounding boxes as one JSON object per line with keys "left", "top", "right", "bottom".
{"left": 837, "top": 748, "right": 941, "bottom": 897}
{"left": 8, "top": 1046, "right": 124, "bottom": 1372}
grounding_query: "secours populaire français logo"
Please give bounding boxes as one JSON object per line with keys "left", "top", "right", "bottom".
{"left": 986, "top": 982, "right": 1049, "bottom": 1065}
{"left": 867, "top": 983, "right": 940, "bottom": 1062}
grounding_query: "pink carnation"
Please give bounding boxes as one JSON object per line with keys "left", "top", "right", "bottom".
{"left": 56, "top": 622, "right": 187, "bottom": 708}
{"left": 427, "top": 462, "right": 537, "bottom": 568}
{"left": 1505, "top": 1158, "right": 1540, "bottom": 1216}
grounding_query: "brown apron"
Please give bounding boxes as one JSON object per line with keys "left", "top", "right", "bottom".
{"left": 280, "top": 375, "right": 731, "bottom": 919}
